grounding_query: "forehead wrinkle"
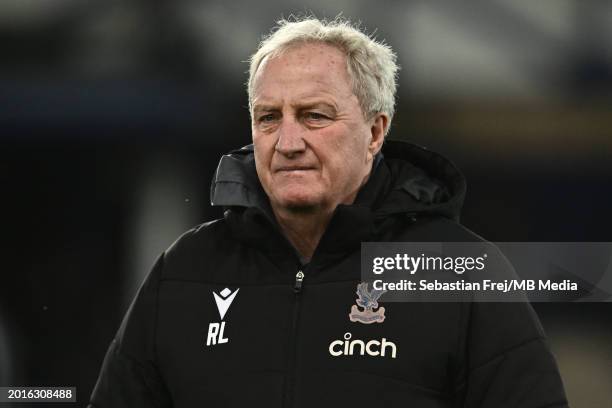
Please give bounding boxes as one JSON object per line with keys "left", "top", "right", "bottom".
{"left": 254, "top": 47, "right": 351, "bottom": 88}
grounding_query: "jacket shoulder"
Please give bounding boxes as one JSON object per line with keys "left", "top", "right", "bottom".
{"left": 161, "top": 218, "right": 235, "bottom": 281}
{"left": 399, "top": 215, "right": 486, "bottom": 242}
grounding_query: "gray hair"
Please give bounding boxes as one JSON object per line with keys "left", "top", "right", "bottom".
{"left": 247, "top": 17, "right": 399, "bottom": 132}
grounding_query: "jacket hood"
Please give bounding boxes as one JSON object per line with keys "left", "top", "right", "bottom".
{"left": 210, "top": 139, "right": 466, "bottom": 222}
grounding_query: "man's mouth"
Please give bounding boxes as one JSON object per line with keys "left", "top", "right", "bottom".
{"left": 276, "top": 166, "right": 315, "bottom": 172}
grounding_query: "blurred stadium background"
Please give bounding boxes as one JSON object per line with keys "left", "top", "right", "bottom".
{"left": 0, "top": 0, "right": 611, "bottom": 406}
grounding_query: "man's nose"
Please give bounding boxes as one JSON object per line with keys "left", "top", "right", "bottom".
{"left": 275, "top": 117, "right": 306, "bottom": 157}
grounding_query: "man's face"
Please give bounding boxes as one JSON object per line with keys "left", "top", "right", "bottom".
{"left": 251, "top": 42, "right": 384, "bottom": 214}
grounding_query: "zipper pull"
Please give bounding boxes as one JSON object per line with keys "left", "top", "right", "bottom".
{"left": 294, "top": 270, "right": 304, "bottom": 293}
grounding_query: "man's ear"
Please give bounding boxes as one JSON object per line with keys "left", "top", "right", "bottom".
{"left": 368, "top": 113, "right": 389, "bottom": 159}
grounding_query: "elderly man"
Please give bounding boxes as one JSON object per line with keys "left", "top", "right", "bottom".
{"left": 89, "top": 17, "right": 568, "bottom": 408}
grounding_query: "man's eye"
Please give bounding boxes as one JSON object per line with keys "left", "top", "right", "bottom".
{"left": 306, "top": 112, "right": 328, "bottom": 120}
{"left": 258, "top": 114, "right": 277, "bottom": 123}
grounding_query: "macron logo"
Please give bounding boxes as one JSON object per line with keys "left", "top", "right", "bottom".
{"left": 213, "top": 288, "right": 239, "bottom": 320}
{"left": 207, "top": 288, "right": 239, "bottom": 346}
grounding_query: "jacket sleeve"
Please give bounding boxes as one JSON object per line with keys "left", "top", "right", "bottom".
{"left": 88, "top": 253, "right": 172, "bottom": 408}
{"left": 455, "top": 301, "right": 569, "bottom": 408}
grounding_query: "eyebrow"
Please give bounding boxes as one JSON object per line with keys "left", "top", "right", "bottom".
{"left": 295, "top": 101, "right": 337, "bottom": 113}
{"left": 252, "top": 105, "right": 281, "bottom": 117}
{"left": 252, "top": 101, "right": 338, "bottom": 115}
{"left": 252, "top": 104, "right": 278, "bottom": 112}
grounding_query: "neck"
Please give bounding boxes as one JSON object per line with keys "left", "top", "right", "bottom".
{"left": 272, "top": 206, "right": 335, "bottom": 263}
{"left": 270, "top": 169, "right": 374, "bottom": 262}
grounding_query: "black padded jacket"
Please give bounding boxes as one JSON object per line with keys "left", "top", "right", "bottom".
{"left": 88, "top": 140, "right": 568, "bottom": 408}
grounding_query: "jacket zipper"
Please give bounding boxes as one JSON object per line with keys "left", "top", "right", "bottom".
{"left": 283, "top": 269, "right": 305, "bottom": 408}
{"left": 293, "top": 270, "right": 304, "bottom": 292}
